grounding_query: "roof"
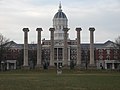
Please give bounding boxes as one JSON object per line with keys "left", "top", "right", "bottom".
{"left": 6, "top": 40, "right": 115, "bottom": 50}
{"left": 54, "top": 11, "right": 67, "bottom": 18}
{"left": 53, "top": 3, "right": 67, "bottom": 19}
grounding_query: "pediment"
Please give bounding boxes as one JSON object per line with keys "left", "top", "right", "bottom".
{"left": 104, "top": 40, "right": 114, "bottom": 48}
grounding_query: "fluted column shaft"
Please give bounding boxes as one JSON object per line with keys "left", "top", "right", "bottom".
{"left": 76, "top": 28, "right": 82, "bottom": 66}
{"left": 23, "top": 28, "right": 29, "bottom": 66}
{"left": 49, "top": 28, "right": 55, "bottom": 66}
{"left": 36, "top": 28, "right": 42, "bottom": 67}
{"left": 89, "top": 27, "right": 95, "bottom": 65}
{"left": 63, "top": 28, "right": 69, "bottom": 66}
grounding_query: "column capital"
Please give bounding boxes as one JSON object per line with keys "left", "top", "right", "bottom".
{"left": 36, "top": 28, "right": 43, "bottom": 31}
{"left": 49, "top": 28, "right": 55, "bottom": 32}
{"left": 23, "top": 28, "right": 29, "bottom": 32}
{"left": 76, "top": 28, "right": 82, "bottom": 32}
{"left": 89, "top": 27, "right": 95, "bottom": 32}
{"left": 63, "top": 28, "right": 70, "bottom": 32}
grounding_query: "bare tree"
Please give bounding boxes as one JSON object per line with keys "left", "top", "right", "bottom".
{"left": 115, "top": 36, "right": 120, "bottom": 48}
{"left": 0, "top": 33, "right": 10, "bottom": 70}
{"left": 114, "top": 36, "right": 120, "bottom": 60}
{"left": 114, "top": 36, "right": 120, "bottom": 70}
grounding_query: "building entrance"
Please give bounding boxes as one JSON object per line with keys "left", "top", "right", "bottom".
{"left": 54, "top": 48, "right": 63, "bottom": 67}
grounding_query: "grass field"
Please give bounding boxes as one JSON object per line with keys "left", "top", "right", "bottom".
{"left": 0, "top": 70, "right": 120, "bottom": 90}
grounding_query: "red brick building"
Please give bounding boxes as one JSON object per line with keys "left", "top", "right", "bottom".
{"left": 1, "top": 40, "right": 120, "bottom": 70}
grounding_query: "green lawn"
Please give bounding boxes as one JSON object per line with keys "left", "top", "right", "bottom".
{"left": 0, "top": 70, "right": 120, "bottom": 90}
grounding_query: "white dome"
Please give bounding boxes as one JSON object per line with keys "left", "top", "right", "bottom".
{"left": 53, "top": 3, "right": 68, "bottom": 40}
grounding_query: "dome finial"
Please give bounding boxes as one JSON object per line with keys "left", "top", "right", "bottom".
{"left": 59, "top": 1, "right": 62, "bottom": 11}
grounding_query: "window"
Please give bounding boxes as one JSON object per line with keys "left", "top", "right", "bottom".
{"left": 59, "top": 26, "right": 61, "bottom": 29}
{"left": 107, "top": 49, "right": 110, "bottom": 54}
{"left": 99, "top": 49, "right": 103, "bottom": 55}
{"left": 106, "top": 55, "right": 110, "bottom": 60}
{"left": 99, "top": 55, "right": 103, "bottom": 60}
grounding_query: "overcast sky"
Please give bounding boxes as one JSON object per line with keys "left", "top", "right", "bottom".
{"left": 0, "top": 0, "right": 120, "bottom": 43}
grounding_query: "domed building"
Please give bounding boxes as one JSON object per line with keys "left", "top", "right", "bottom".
{"left": 1, "top": 3, "right": 120, "bottom": 70}
{"left": 42, "top": 3, "right": 80, "bottom": 68}
{"left": 41, "top": 3, "right": 120, "bottom": 69}
{"left": 53, "top": 3, "right": 68, "bottom": 40}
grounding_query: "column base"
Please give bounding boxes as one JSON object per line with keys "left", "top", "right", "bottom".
{"left": 22, "top": 66, "right": 30, "bottom": 70}
{"left": 75, "top": 64, "right": 85, "bottom": 70}
{"left": 35, "top": 64, "right": 43, "bottom": 70}
{"left": 88, "top": 64, "right": 97, "bottom": 70}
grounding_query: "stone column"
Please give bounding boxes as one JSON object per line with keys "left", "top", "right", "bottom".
{"left": 63, "top": 28, "right": 69, "bottom": 66}
{"left": 68, "top": 47, "right": 70, "bottom": 66}
{"left": 76, "top": 28, "right": 82, "bottom": 67}
{"left": 89, "top": 27, "right": 95, "bottom": 65}
{"left": 105, "top": 62, "right": 107, "bottom": 69}
{"left": 23, "top": 28, "right": 29, "bottom": 67}
{"left": 112, "top": 63, "right": 115, "bottom": 69}
{"left": 7, "top": 62, "right": 9, "bottom": 70}
{"left": 49, "top": 28, "right": 55, "bottom": 66}
{"left": 14, "top": 62, "right": 16, "bottom": 69}
{"left": 36, "top": 28, "right": 43, "bottom": 67}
